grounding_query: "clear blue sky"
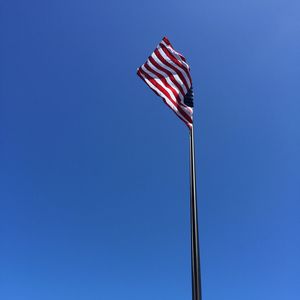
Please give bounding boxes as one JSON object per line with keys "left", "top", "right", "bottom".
{"left": 1, "top": 0, "right": 299, "bottom": 299}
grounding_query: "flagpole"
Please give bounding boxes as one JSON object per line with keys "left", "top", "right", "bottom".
{"left": 189, "top": 125, "right": 202, "bottom": 300}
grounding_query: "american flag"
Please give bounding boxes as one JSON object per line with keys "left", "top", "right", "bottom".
{"left": 137, "top": 37, "right": 194, "bottom": 129}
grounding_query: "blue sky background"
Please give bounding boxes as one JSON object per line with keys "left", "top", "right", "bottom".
{"left": 1, "top": 0, "right": 300, "bottom": 299}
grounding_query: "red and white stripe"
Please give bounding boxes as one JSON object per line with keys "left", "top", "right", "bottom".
{"left": 137, "top": 37, "right": 193, "bottom": 129}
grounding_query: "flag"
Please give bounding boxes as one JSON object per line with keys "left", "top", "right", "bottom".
{"left": 137, "top": 37, "right": 194, "bottom": 129}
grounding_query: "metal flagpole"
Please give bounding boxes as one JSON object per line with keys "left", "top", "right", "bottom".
{"left": 189, "top": 125, "right": 202, "bottom": 300}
